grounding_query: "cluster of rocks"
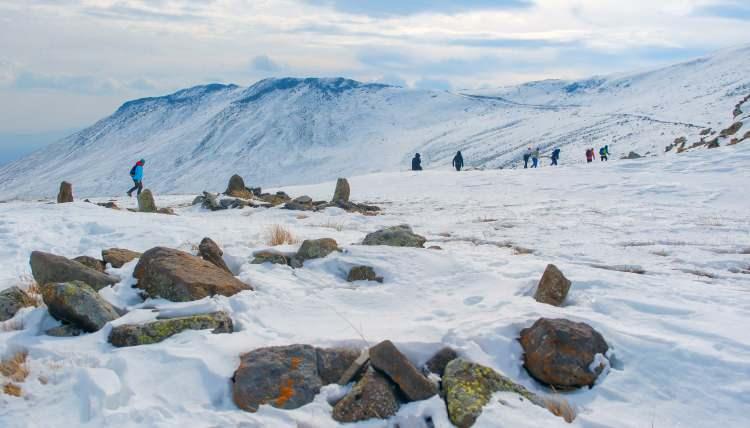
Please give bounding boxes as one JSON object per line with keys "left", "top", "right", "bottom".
{"left": 0, "top": 287, "right": 35, "bottom": 322}
{"left": 283, "top": 178, "right": 381, "bottom": 215}
{"left": 55, "top": 181, "right": 175, "bottom": 215}
{"left": 252, "top": 238, "right": 341, "bottom": 269}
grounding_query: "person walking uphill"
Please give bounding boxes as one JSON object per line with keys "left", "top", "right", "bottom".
{"left": 551, "top": 148, "right": 561, "bottom": 166}
{"left": 523, "top": 147, "right": 532, "bottom": 169}
{"left": 531, "top": 147, "right": 540, "bottom": 168}
{"left": 586, "top": 148, "right": 595, "bottom": 163}
{"left": 599, "top": 145, "right": 609, "bottom": 162}
{"left": 411, "top": 153, "right": 423, "bottom": 171}
{"left": 452, "top": 151, "right": 464, "bottom": 171}
{"left": 127, "top": 159, "right": 145, "bottom": 197}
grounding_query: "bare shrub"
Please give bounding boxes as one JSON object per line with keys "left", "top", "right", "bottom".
{"left": 266, "top": 225, "right": 299, "bottom": 246}
{"left": 0, "top": 351, "right": 29, "bottom": 383}
{"left": 544, "top": 395, "right": 576, "bottom": 423}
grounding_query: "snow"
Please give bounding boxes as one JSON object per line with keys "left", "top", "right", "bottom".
{"left": 0, "top": 46, "right": 749, "bottom": 199}
{"left": 1, "top": 141, "right": 749, "bottom": 427}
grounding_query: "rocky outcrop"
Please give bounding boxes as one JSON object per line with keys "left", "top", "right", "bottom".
{"left": 138, "top": 189, "right": 157, "bottom": 213}
{"left": 362, "top": 225, "right": 426, "bottom": 248}
{"left": 283, "top": 196, "right": 316, "bottom": 211}
{"left": 533, "top": 264, "right": 571, "bottom": 307}
{"left": 133, "top": 247, "right": 251, "bottom": 302}
{"left": 109, "top": 311, "right": 233, "bottom": 347}
{"left": 346, "top": 266, "right": 383, "bottom": 283}
{"left": 332, "top": 368, "right": 400, "bottom": 423}
{"left": 443, "top": 359, "right": 543, "bottom": 428}
{"left": 0, "top": 287, "right": 32, "bottom": 322}
{"left": 225, "top": 174, "right": 254, "bottom": 199}
{"left": 520, "top": 318, "right": 609, "bottom": 389}
{"left": 369, "top": 340, "right": 437, "bottom": 402}
{"left": 623, "top": 151, "right": 642, "bottom": 159}
{"left": 257, "top": 191, "right": 291, "bottom": 206}
{"left": 198, "top": 238, "right": 231, "bottom": 273}
{"left": 290, "top": 238, "right": 340, "bottom": 268}
{"left": 41, "top": 281, "right": 120, "bottom": 332}
{"left": 102, "top": 248, "right": 142, "bottom": 269}
{"left": 720, "top": 122, "right": 743, "bottom": 137}
{"left": 424, "top": 347, "right": 459, "bottom": 377}
{"left": 30, "top": 251, "right": 119, "bottom": 291}
{"left": 57, "top": 181, "right": 73, "bottom": 203}
{"left": 331, "top": 178, "right": 350, "bottom": 203}
{"left": 72, "top": 256, "right": 105, "bottom": 273}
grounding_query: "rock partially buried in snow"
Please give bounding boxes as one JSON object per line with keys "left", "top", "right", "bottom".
{"left": 102, "top": 248, "right": 142, "bottom": 269}
{"left": 316, "top": 347, "right": 361, "bottom": 385}
{"left": 331, "top": 178, "right": 351, "bottom": 203}
{"left": 225, "top": 174, "right": 254, "bottom": 200}
{"left": 73, "top": 256, "right": 106, "bottom": 273}
{"left": 283, "top": 196, "right": 315, "bottom": 211}
{"left": 332, "top": 368, "right": 400, "bottom": 423}
{"left": 57, "top": 181, "right": 73, "bottom": 203}
{"left": 251, "top": 250, "right": 291, "bottom": 266}
{"left": 346, "top": 266, "right": 383, "bottom": 283}
{"left": 291, "top": 238, "right": 340, "bottom": 267}
{"left": 258, "top": 191, "right": 291, "bottom": 206}
{"left": 369, "top": 340, "right": 437, "bottom": 402}
{"left": 362, "top": 225, "right": 426, "bottom": 248}
{"left": 443, "top": 359, "right": 544, "bottom": 428}
{"left": 45, "top": 324, "right": 84, "bottom": 337}
{"left": 41, "top": 281, "right": 120, "bottom": 332}
{"left": 198, "top": 237, "right": 231, "bottom": 273}
{"left": 0, "top": 286, "right": 32, "bottom": 322}
{"left": 30, "top": 251, "right": 119, "bottom": 291}
{"left": 520, "top": 318, "right": 609, "bottom": 390}
{"left": 533, "top": 264, "right": 571, "bottom": 307}
{"left": 109, "top": 311, "right": 233, "bottom": 347}
{"left": 133, "top": 247, "right": 251, "bottom": 302}
{"left": 424, "top": 346, "right": 459, "bottom": 377}
{"left": 138, "top": 189, "right": 157, "bottom": 213}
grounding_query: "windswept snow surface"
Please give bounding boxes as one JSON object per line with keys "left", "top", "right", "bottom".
{"left": 1, "top": 143, "right": 749, "bottom": 427}
{"left": 1, "top": 46, "right": 749, "bottom": 199}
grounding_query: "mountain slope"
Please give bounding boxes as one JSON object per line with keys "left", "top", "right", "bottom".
{"left": 1, "top": 47, "right": 749, "bottom": 199}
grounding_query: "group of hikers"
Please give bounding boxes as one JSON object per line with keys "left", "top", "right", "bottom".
{"left": 586, "top": 145, "right": 610, "bottom": 162}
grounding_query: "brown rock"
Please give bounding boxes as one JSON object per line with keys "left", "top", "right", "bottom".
{"left": 332, "top": 368, "right": 399, "bottom": 423}
{"left": 369, "top": 340, "right": 437, "bottom": 402}
{"left": 251, "top": 251, "right": 291, "bottom": 266}
{"left": 346, "top": 266, "right": 383, "bottom": 283}
{"left": 73, "top": 256, "right": 106, "bottom": 273}
{"left": 225, "top": 175, "right": 254, "bottom": 199}
{"left": 57, "top": 181, "right": 74, "bottom": 203}
{"left": 102, "top": 248, "right": 142, "bottom": 269}
{"left": 316, "top": 347, "right": 361, "bottom": 385}
{"left": 331, "top": 178, "right": 351, "bottom": 203}
{"left": 30, "top": 251, "right": 119, "bottom": 291}
{"left": 533, "top": 264, "right": 571, "bottom": 306}
{"left": 198, "top": 237, "right": 231, "bottom": 273}
{"left": 425, "top": 347, "right": 459, "bottom": 377}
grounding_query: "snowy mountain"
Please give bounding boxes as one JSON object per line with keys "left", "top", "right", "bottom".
{"left": 1, "top": 46, "right": 749, "bottom": 199}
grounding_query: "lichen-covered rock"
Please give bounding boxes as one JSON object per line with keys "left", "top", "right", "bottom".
{"left": 283, "top": 196, "right": 315, "bottom": 211}
{"left": 443, "top": 359, "right": 543, "bottom": 428}
{"left": 73, "top": 256, "right": 106, "bottom": 273}
{"left": 0, "top": 287, "right": 32, "bottom": 322}
{"left": 331, "top": 178, "right": 351, "bottom": 203}
{"left": 251, "top": 251, "right": 291, "bottom": 266}
{"left": 533, "top": 264, "right": 571, "bottom": 307}
{"left": 134, "top": 247, "right": 251, "bottom": 302}
{"left": 424, "top": 346, "right": 459, "bottom": 377}
{"left": 346, "top": 266, "right": 383, "bottom": 283}
{"left": 232, "top": 344, "right": 322, "bottom": 412}
{"left": 30, "top": 251, "right": 119, "bottom": 291}
{"left": 258, "top": 191, "right": 291, "bottom": 206}
{"left": 57, "top": 181, "right": 73, "bottom": 203}
{"left": 138, "top": 189, "right": 157, "bottom": 213}
{"left": 520, "top": 318, "right": 609, "bottom": 389}
{"left": 294, "top": 239, "right": 340, "bottom": 264}
{"left": 198, "top": 238, "right": 231, "bottom": 273}
{"left": 102, "top": 248, "right": 142, "bottom": 269}
{"left": 369, "top": 340, "right": 437, "bottom": 402}
{"left": 45, "top": 324, "right": 84, "bottom": 337}
{"left": 41, "top": 281, "right": 120, "bottom": 332}
{"left": 109, "top": 311, "right": 233, "bottom": 347}
{"left": 362, "top": 225, "right": 426, "bottom": 248}
{"left": 316, "top": 347, "right": 361, "bottom": 385}
{"left": 225, "top": 174, "right": 254, "bottom": 199}
{"left": 332, "top": 368, "right": 399, "bottom": 423}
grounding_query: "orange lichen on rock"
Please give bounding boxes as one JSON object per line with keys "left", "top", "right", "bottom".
{"left": 290, "top": 357, "right": 301, "bottom": 370}
{"left": 275, "top": 379, "right": 295, "bottom": 407}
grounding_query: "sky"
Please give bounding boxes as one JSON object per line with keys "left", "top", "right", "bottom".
{"left": 0, "top": 0, "right": 748, "bottom": 164}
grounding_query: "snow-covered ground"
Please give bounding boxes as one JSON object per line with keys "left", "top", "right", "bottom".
{"left": 1, "top": 142, "right": 749, "bottom": 427}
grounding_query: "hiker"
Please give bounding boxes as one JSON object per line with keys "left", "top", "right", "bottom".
{"left": 599, "top": 145, "right": 609, "bottom": 161}
{"left": 411, "top": 153, "right": 423, "bottom": 171}
{"left": 586, "top": 148, "right": 595, "bottom": 163}
{"left": 523, "top": 147, "right": 532, "bottom": 169}
{"left": 452, "top": 151, "right": 464, "bottom": 171}
{"left": 127, "top": 159, "right": 145, "bottom": 197}
{"left": 551, "top": 148, "right": 561, "bottom": 166}
{"left": 531, "top": 147, "right": 540, "bottom": 168}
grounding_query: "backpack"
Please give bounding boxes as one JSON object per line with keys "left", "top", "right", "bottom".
{"left": 129, "top": 164, "right": 137, "bottom": 177}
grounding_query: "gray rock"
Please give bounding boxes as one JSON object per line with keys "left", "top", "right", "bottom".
{"left": 102, "top": 248, "right": 142, "bottom": 269}
{"left": 362, "top": 225, "right": 426, "bottom": 248}
{"left": 346, "top": 266, "right": 383, "bottom": 283}
{"left": 198, "top": 238, "right": 232, "bottom": 273}
{"left": 332, "top": 368, "right": 400, "bottom": 423}
{"left": 30, "top": 251, "right": 119, "bottom": 291}
{"left": 0, "top": 287, "right": 32, "bottom": 322}
{"left": 138, "top": 189, "right": 157, "bottom": 213}
{"left": 73, "top": 256, "right": 106, "bottom": 273}
{"left": 109, "top": 311, "right": 233, "bottom": 347}
{"left": 258, "top": 192, "right": 291, "bottom": 207}
{"left": 293, "top": 238, "right": 340, "bottom": 266}
{"left": 41, "top": 281, "right": 120, "bottom": 332}
{"left": 57, "top": 181, "right": 73, "bottom": 203}
{"left": 533, "top": 264, "right": 571, "bottom": 307}
{"left": 332, "top": 178, "right": 351, "bottom": 203}
{"left": 316, "top": 347, "right": 361, "bottom": 385}
{"left": 369, "top": 340, "right": 437, "bottom": 402}
{"left": 45, "top": 324, "right": 84, "bottom": 337}
{"left": 283, "top": 196, "right": 315, "bottom": 211}
{"left": 337, "top": 350, "right": 370, "bottom": 385}
{"left": 251, "top": 251, "right": 291, "bottom": 266}
{"left": 425, "top": 347, "right": 459, "bottom": 377}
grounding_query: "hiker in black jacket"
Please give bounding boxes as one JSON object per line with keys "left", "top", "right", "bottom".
{"left": 412, "top": 153, "right": 423, "bottom": 171}
{"left": 452, "top": 151, "right": 464, "bottom": 171}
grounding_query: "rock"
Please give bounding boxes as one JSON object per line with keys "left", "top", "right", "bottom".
{"left": 258, "top": 192, "right": 291, "bottom": 206}
{"left": 337, "top": 350, "right": 370, "bottom": 385}
{"left": 72, "top": 256, "right": 106, "bottom": 273}
{"left": 533, "top": 264, "right": 571, "bottom": 307}
{"left": 250, "top": 187, "right": 262, "bottom": 197}
{"left": 157, "top": 207, "right": 176, "bottom": 215}
{"left": 97, "top": 201, "right": 120, "bottom": 210}
{"left": 109, "top": 311, "right": 233, "bottom": 347}
{"left": 346, "top": 266, "right": 383, "bottom": 283}
{"left": 45, "top": 324, "right": 84, "bottom": 337}
{"left": 251, "top": 251, "right": 291, "bottom": 266}
{"left": 706, "top": 139, "right": 720, "bottom": 149}
{"left": 362, "top": 225, "right": 426, "bottom": 248}
{"left": 443, "top": 359, "right": 543, "bottom": 428}
{"left": 425, "top": 347, "right": 459, "bottom": 377}
{"left": 283, "top": 196, "right": 315, "bottom": 211}
{"left": 519, "top": 318, "right": 609, "bottom": 389}
{"left": 225, "top": 174, "right": 254, "bottom": 199}
{"left": 198, "top": 238, "right": 231, "bottom": 273}
{"left": 232, "top": 344, "right": 322, "bottom": 412}
{"left": 720, "top": 122, "right": 743, "bottom": 137}
{"left": 331, "top": 178, "right": 351, "bottom": 203}
{"left": 192, "top": 195, "right": 205, "bottom": 206}
{"left": 316, "top": 347, "right": 361, "bottom": 385}
{"left": 138, "top": 189, "right": 157, "bottom": 213}
{"left": 134, "top": 247, "right": 251, "bottom": 302}
{"left": 102, "top": 248, "right": 142, "bottom": 269}
{"left": 369, "top": 340, "right": 437, "bottom": 402}
{"left": 201, "top": 192, "right": 223, "bottom": 211}
{"left": 624, "top": 151, "right": 642, "bottom": 159}
{"left": 41, "top": 281, "right": 120, "bottom": 332}
{"left": 332, "top": 368, "right": 400, "bottom": 423}
{"left": 0, "top": 287, "right": 32, "bottom": 322}
{"left": 57, "top": 181, "right": 73, "bottom": 203}
{"left": 329, "top": 200, "right": 381, "bottom": 215}
{"left": 30, "top": 251, "right": 119, "bottom": 291}
{"left": 293, "top": 238, "right": 340, "bottom": 266}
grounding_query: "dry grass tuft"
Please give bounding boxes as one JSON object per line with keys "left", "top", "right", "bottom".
{"left": 295, "top": 214, "right": 309, "bottom": 220}
{"left": 315, "top": 220, "right": 345, "bottom": 232}
{"left": 266, "top": 225, "right": 299, "bottom": 246}
{"left": 544, "top": 396, "right": 576, "bottom": 423}
{"left": 0, "top": 351, "right": 30, "bottom": 383}
{"left": 16, "top": 274, "right": 42, "bottom": 308}
{"left": 3, "top": 383, "right": 21, "bottom": 397}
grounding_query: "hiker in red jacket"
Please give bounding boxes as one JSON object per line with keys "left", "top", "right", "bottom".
{"left": 586, "top": 148, "right": 595, "bottom": 163}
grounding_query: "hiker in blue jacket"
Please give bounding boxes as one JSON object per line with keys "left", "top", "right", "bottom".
{"left": 127, "top": 159, "right": 145, "bottom": 197}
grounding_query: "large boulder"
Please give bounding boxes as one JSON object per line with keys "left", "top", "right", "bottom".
{"left": 133, "top": 247, "right": 251, "bottom": 302}
{"left": 138, "top": 189, "right": 157, "bottom": 213}
{"left": 291, "top": 238, "right": 340, "bottom": 268}
{"left": 109, "top": 311, "right": 233, "bottom": 347}
{"left": 443, "top": 359, "right": 543, "bottom": 428}
{"left": 30, "top": 251, "right": 119, "bottom": 291}
{"left": 73, "top": 256, "right": 106, "bottom": 273}
{"left": 533, "top": 264, "right": 571, "bottom": 307}
{"left": 362, "top": 225, "right": 426, "bottom": 248}
{"left": 316, "top": 347, "right": 361, "bottom": 385}
{"left": 424, "top": 346, "right": 459, "bottom": 377}
{"left": 225, "top": 175, "right": 254, "bottom": 199}
{"left": 346, "top": 266, "right": 383, "bottom": 283}
{"left": 0, "top": 287, "right": 32, "bottom": 322}
{"left": 332, "top": 368, "right": 400, "bottom": 423}
{"left": 369, "top": 340, "right": 437, "bottom": 402}
{"left": 232, "top": 345, "right": 322, "bottom": 412}
{"left": 198, "top": 238, "right": 231, "bottom": 273}
{"left": 520, "top": 318, "right": 609, "bottom": 389}
{"left": 102, "top": 248, "right": 142, "bottom": 269}
{"left": 57, "top": 181, "right": 73, "bottom": 203}
{"left": 41, "top": 281, "right": 120, "bottom": 332}
{"left": 331, "top": 178, "right": 351, "bottom": 203}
